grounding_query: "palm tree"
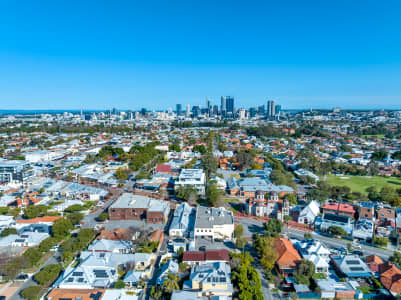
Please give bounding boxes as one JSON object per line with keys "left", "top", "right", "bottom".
{"left": 162, "top": 271, "right": 179, "bottom": 293}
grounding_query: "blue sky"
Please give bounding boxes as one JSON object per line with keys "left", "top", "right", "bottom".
{"left": 1, "top": 0, "right": 401, "bottom": 110}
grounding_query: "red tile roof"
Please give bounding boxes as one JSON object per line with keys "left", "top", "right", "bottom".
{"left": 17, "top": 216, "right": 61, "bottom": 224}
{"left": 183, "top": 249, "right": 230, "bottom": 262}
{"left": 183, "top": 251, "right": 205, "bottom": 262}
{"left": 379, "top": 262, "right": 401, "bottom": 294}
{"left": 274, "top": 238, "right": 301, "bottom": 270}
{"left": 205, "top": 249, "right": 229, "bottom": 261}
{"left": 322, "top": 203, "right": 355, "bottom": 214}
{"left": 156, "top": 164, "right": 172, "bottom": 173}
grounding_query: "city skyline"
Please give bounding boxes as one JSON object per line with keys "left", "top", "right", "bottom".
{"left": 1, "top": 1, "right": 401, "bottom": 110}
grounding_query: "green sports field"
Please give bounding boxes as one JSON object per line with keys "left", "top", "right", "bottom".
{"left": 324, "top": 174, "right": 401, "bottom": 194}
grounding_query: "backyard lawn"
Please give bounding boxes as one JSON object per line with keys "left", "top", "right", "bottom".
{"left": 324, "top": 174, "right": 401, "bottom": 194}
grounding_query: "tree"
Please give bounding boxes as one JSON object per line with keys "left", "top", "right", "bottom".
{"left": 24, "top": 205, "right": 48, "bottom": 219}
{"left": 328, "top": 226, "right": 347, "bottom": 237}
{"left": 52, "top": 217, "right": 73, "bottom": 239}
{"left": 374, "top": 236, "right": 389, "bottom": 247}
{"left": 294, "top": 259, "right": 315, "bottom": 285}
{"left": 303, "top": 232, "right": 313, "bottom": 240}
{"left": 284, "top": 193, "right": 298, "bottom": 205}
{"left": 34, "top": 264, "right": 62, "bottom": 285}
{"left": 206, "top": 182, "right": 221, "bottom": 207}
{"left": 23, "top": 247, "right": 42, "bottom": 266}
{"left": 264, "top": 219, "right": 282, "bottom": 237}
{"left": 64, "top": 204, "right": 84, "bottom": 213}
{"left": 115, "top": 280, "right": 125, "bottom": 289}
{"left": 235, "top": 151, "right": 254, "bottom": 170}
{"left": 97, "top": 212, "right": 109, "bottom": 222}
{"left": 0, "top": 227, "right": 17, "bottom": 237}
{"left": 115, "top": 167, "right": 129, "bottom": 181}
{"left": 61, "top": 251, "right": 74, "bottom": 265}
{"left": 231, "top": 252, "right": 264, "bottom": 300}
{"left": 38, "top": 237, "right": 57, "bottom": 252}
{"left": 371, "top": 150, "right": 388, "bottom": 161}
{"left": 162, "top": 271, "right": 180, "bottom": 293}
{"left": 253, "top": 236, "right": 278, "bottom": 271}
{"left": 392, "top": 150, "right": 401, "bottom": 160}
{"left": 21, "top": 285, "right": 43, "bottom": 300}
{"left": 390, "top": 251, "right": 401, "bottom": 267}
{"left": 150, "top": 286, "right": 163, "bottom": 300}
{"left": 201, "top": 154, "right": 218, "bottom": 179}
{"left": 169, "top": 144, "right": 181, "bottom": 152}
{"left": 66, "top": 212, "right": 84, "bottom": 225}
{"left": 234, "top": 224, "right": 244, "bottom": 239}
{"left": 193, "top": 144, "right": 206, "bottom": 154}
{"left": 4, "top": 256, "right": 30, "bottom": 280}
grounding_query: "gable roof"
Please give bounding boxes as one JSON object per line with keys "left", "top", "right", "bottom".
{"left": 47, "top": 288, "right": 105, "bottom": 300}
{"left": 274, "top": 238, "right": 301, "bottom": 269}
{"left": 366, "top": 255, "right": 383, "bottom": 265}
{"left": 379, "top": 262, "right": 401, "bottom": 294}
{"left": 183, "top": 249, "right": 230, "bottom": 263}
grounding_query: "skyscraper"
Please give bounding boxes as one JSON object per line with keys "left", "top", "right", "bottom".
{"left": 226, "top": 96, "right": 234, "bottom": 115}
{"left": 258, "top": 105, "right": 265, "bottom": 115}
{"left": 212, "top": 105, "right": 219, "bottom": 116}
{"left": 186, "top": 104, "right": 191, "bottom": 117}
{"left": 206, "top": 98, "right": 211, "bottom": 114}
{"left": 192, "top": 105, "right": 200, "bottom": 118}
{"left": 249, "top": 107, "right": 256, "bottom": 118}
{"left": 176, "top": 104, "right": 182, "bottom": 116}
{"left": 275, "top": 104, "right": 282, "bottom": 115}
{"left": 221, "top": 96, "right": 226, "bottom": 116}
{"left": 267, "top": 100, "right": 276, "bottom": 118}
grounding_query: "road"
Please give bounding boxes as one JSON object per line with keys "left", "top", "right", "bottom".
{"left": 238, "top": 217, "right": 393, "bottom": 260}
{"left": 143, "top": 210, "right": 173, "bottom": 300}
{"left": 9, "top": 251, "right": 61, "bottom": 300}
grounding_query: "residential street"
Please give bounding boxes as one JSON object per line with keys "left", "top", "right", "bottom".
{"left": 8, "top": 251, "right": 61, "bottom": 300}
{"left": 238, "top": 217, "right": 394, "bottom": 260}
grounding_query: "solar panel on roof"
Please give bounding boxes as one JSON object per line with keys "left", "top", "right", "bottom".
{"left": 346, "top": 260, "right": 360, "bottom": 265}
{"left": 78, "top": 277, "right": 84, "bottom": 282}
{"left": 350, "top": 267, "right": 365, "bottom": 271}
{"left": 67, "top": 277, "right": 74, "bottom": 282}
{"left": 90, "top": 291, "right": 103, "bottom": 300}
{"left": 220, "top": 277, "right": 226, "bottom": 282}
{"left": 73, "top": 271, "right": 83, "bottom": 276}
{"left": 93, "top": 270, "right": 108, "bottom": 278}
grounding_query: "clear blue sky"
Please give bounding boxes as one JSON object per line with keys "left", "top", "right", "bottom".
{"left": 1, "top": 0, "right": 401, "bottom": 110}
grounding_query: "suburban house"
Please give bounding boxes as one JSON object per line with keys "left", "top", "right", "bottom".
{"left": 156, "top": 259, "right": 179, "bottom": 285}
{"left": 359, "top": 202, "right": 375, "bottom": 220}
{"left": 379, "top": 262, "right": 401, "bottom": 296}
{"left": 297, "top": 200, "right": 320, "bottom": 225}
{"left": 377, "top": 207, "right": 395, "bottom": 223}
{"left": 295, "top": 239, "right": 330, "bottom": 273}
{"left": 57, "top": 251, "right": 153, "bottom": 289}
{"left": 274, "top": 238, "right": 301, "bottom": 276}
{"left": 322, "top": 202, "right": 356, "bottom": 218}
{"left": 194, "top": 206, "right": 234, "bottom": 241}
{"left": 109, "top": 193, "right": 170, "bottom": 223}
{"left": 365, "top": 255, "right": 383, "bottom": 273}
{"left": 352, "top": 218, "right": 374, "bottom": 241}
{"left": 316, "top": 278, "right": 356, "bottom": 299}
{"left": 174, "top": 169, "right": 206, "bottom": 196}
{"left": 46, "top": 289, "right": 105, "bottom": 300}
{"left": 183, "top": 262, "right": 233, "bottom": 298}
{"left": 318, "top": 213, "right": 353, "bottom": 235}
{"left": 88, "top": 239, "right": 133, "bottom": 254}
{"left": 169, "top": 202, "right": 196, "bottom": 238}
{"left": 183, "top": 249, "right": 230, "bottom": 266}
{"left": 331, "top": 255, "right": 372, "bottom": 278}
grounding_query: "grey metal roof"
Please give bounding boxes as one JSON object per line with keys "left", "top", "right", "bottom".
{"left": 195, "top": 206, "right": 234, "bottom": 229}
